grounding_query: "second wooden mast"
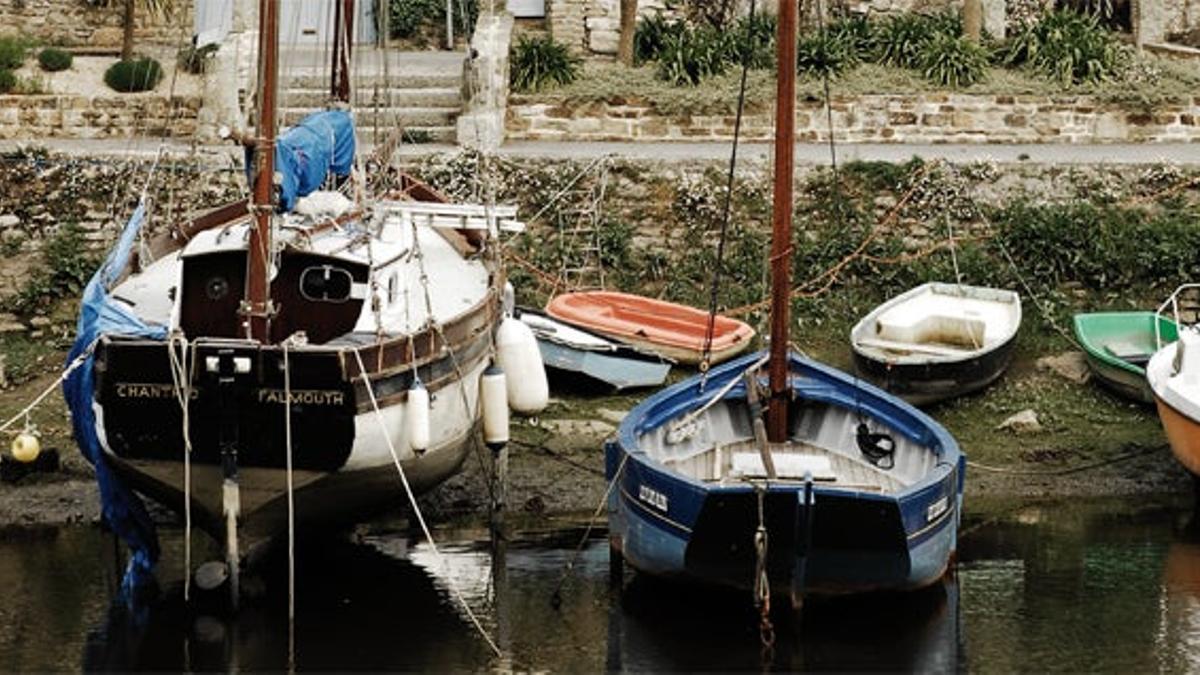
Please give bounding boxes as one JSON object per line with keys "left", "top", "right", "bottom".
{"left": 767, "top": 0, "right": 797, "bottom": 442}
{"left": 246, "top": 0, "right": 280, "bottom": 343}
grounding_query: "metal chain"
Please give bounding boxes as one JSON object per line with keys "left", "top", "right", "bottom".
{"left": 753, "top": 485, "right": 775, "bottom": 664}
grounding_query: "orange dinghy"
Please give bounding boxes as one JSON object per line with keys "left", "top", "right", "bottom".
{"left": 545, "top": 291, "right": 755, "bottom": 365}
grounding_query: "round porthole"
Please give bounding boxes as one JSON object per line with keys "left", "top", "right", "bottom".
{"left": 205, "top": 276, "right": 230, "bottom": 301}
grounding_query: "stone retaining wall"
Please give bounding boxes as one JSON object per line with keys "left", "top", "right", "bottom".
{"left": 507, "top": 94, "right": 1200, "bottom": 143}
{"left": 0, "top": 95, "right": 202, "bottom": 140}
{"left": 0, "top": 0, "right": 193, "bottom": 49}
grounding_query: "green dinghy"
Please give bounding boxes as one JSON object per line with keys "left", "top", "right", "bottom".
{"left": 1073, "top": 312, "right": 1179, "bottom": 403}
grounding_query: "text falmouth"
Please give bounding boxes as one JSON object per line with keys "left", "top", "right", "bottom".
{"left": 114, "top": 383, "right": 346, "bottom": 406}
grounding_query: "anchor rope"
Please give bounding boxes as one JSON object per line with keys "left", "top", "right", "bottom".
{"left": 351, "top": 349, "right": 503, "bottom": 659}
{"left": 752, "top": 484, "right": 775, "bottom": 663}
{"left": 549, "top": 450, "right": 630, "bottom": 607}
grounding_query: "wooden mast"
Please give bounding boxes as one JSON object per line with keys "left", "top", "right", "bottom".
{"left": 331, "top": 0, "right": 354, "bottom": 103}
{"left": 767, "top": 0, "right": 797, "bottom": 442}
{"left": 246, "top": 0, "right": 279, "bottom": 342}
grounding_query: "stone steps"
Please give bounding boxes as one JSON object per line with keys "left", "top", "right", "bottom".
{"left": 283, "top": 86, "right": 462, "bottom": 109}
{"left": 284, "top": 72, "right": 463, "bottom": 90}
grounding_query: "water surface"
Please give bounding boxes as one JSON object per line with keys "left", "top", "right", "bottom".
{"left": 2, "top": 495, "right": 1199, "bottom": 671}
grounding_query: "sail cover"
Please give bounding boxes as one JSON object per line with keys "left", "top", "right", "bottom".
{"left": 63, "top": 201, "right": 167, "bottom": 598}
{"left": 249, "top": 109, "right": 356, "bottom": 213}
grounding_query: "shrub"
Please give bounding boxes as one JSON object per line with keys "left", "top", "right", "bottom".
{"left": 104, "top": 57, "right": 164, "bottom": 92}
{"left": 827, "top": 14, "right": 875, "bottom": 59}
{"left": 874, "top": 12, "right": 959, "bottom": 68}
{"left": 388, "top": 0, "right": 476, "bottom": 42}
{"left": 919, "top": 33, "right": 990, "bottom": 87}
{"left": 634, "top": 13, "right": 686, "bottom": 64}
{"left": 177, "top": 43, "right": 217, "bottom": 74}
{"left": 0, "top": 69, "right": 15, "bottom": 94}
{"left": 656, "top": 27, "right": 733, "bottom": 86}
{"left": 796, "top": 31, "right": 858, "bottom": 78}
{"left": 510, "top": 35, "right": 581, "bottom": 93}
{"left": 37, "top": 47, "right": 72, "bottom": 72}
{"left": 0, "top": 36, "right": 30, "bottom": 71}
{"left": 1002, "top": 9, "right": 1124, "bottom": 83}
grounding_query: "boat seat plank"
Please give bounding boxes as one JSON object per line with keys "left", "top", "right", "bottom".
{"left": 857, "top": 337, "right": 976, "bottom": 357}
{"left": 1103, "top": 341, "right": 1153, "bottom": 365}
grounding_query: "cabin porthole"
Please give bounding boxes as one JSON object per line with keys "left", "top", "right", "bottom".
{"left": 300, "top": 265, "right": 353, "bottom": 303}
{"left": 205, "top": 276, "right": 230, "bottom": 301}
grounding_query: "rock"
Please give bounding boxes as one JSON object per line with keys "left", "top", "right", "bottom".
{"left": 540, "top": 418, "right": 616, "bottom": 437}
{"left": 596, "top": 408, "right": 629, "bottom": 425}
{"left": 0, "top": 214, "right": 19, "bottom": 228}
{"left": 1037, "top": 351, "right": 1090, "bottom": 385}
{"left": 0, "top": 313, "right": 24, "bottom": 334}
{"left": 998, "top": 409, "right": 1042, "bottom": 434}
{"left": 28, "top": 316, "right": 51, "bottom": 328}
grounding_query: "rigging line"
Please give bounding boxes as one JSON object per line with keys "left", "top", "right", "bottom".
{"left": 283, "top": 341, "right": 297, "bottom": 671}
{"left": 0, "top": 338, "right": 98, "bottom": 436}
{"left": 350, "top": 349, "right": 504, "bottom": 660}
{"left": 701, "top": 0, "right": 758, "bottom": 378}
{"left": 506, "top": 154, "right": 609, "bottom": 242}
{"left": 813, "top": 0, "right": 842, "bottom": 219}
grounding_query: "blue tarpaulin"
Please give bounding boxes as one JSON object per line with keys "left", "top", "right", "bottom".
{"left": 63, "top": 201, "right": 167, "bottom": 597}
{"left": 246, "top": 109, "right": 356, "bottom": 212}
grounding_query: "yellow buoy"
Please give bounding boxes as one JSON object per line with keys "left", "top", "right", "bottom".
{"left": 11, "top": 433, "right": 40, "bottom": 463}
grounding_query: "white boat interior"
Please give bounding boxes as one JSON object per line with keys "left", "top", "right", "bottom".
{"left": 851, "top": 282, "right": 1022, "bottom": 363}
{"left": 112, "top": 192, "right": 509, "bottom": 337}
{"left": 643, "top": 397, "right": 940, "bottom": 494}
{"left": 1149, "top": 328, "right": 1200, "bottom": 420}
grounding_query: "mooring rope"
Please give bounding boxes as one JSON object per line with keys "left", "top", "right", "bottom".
{"left": 549, "top": 450, "right": 630, "bottom": 608}
{"left": 350, "top": 349, "right": 503, "bottom": 659}
{"left": 283, "top": 341, "right": 297, "bottom": 671}
{"left": 966, "top": 444, "right": 1162, "bottom": 477}
{"left": 0, "top": 338, "right": 97, "bottom": 436}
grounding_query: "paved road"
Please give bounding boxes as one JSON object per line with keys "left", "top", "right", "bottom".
{"left": 2, "top": 138, "right": 1197, "bottom": 164}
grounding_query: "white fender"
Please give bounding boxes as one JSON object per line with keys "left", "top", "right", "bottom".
{"left": 495, "top": 316, "right": 549, "bottom": 414}
{"left": 407, "top": 382, "right": 431, "bottom": 452}
{"left": 481, "top": 366, "right": 509, "bottom": 449}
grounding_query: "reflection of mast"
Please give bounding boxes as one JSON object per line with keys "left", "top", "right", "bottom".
{"left": 767, "top": 0, "right": 797, "bottom": 441}
{"left": 246, "top": 0, "right": 279, "bottom": 342}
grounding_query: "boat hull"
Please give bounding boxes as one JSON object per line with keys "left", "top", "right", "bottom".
{"left": 1087, "top": 355, "right": 1155, "bottom": 404}
{"left": 1073, "top": 312, "right": 1179, "bottom": 404}
{"left": 607, "top": 351, "right": 964, "bottom": 597}
{"left": 852, "top": 334, "right": 1017, "bottom": 406}
{"left": 1154, "top": 396, "right": 1200, "bottom": 477}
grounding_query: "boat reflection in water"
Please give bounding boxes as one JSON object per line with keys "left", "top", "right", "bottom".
{"left": 81, "top": 530, "right": 962, "bottom": 672}
{"left": 1160, "top": 518, "right": 1200, "bottom": 669}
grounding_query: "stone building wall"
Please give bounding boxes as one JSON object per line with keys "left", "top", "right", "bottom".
{"left": 0, "top": 0, "right": 194, "bottom": 49}
{"left": 0, "top": 94, "right": 202, "bottom": 140}
{"left": 508, "top": 92, "right": 1200, "bottom": 143}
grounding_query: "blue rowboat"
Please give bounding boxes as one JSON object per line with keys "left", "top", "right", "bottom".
{"left": 605, "top": 350, "right": 965, "bottom": 600}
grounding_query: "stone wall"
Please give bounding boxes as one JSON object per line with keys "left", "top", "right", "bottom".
{"left": 507, "top": 93, "right": 1200, "bottom": 143}
{"left": 547, "top": 0, "right": 677, "bottom": 55}
{"left": 0, "top": 95, "right": 203, "bottom": 140}
{"left": 0, "top": 0, "right": 194, "bottom": 49}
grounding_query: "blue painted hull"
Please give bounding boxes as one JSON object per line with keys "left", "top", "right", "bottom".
{"left": 606, "top": 351, "right": 965, "bottom": 596}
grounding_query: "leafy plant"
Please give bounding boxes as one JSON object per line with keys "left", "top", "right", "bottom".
{"left": 874, "top": 12, "right": 960, "bottom": 68}
{"left": 1002, "top": 9, "right": 1124, "bottom": 83}
{"left": 919, "top": 33, "right": 990, "bottom": 87}
{"left": 729, "top": 11, "right": 777, "bottom": 70}
{"left": 387, "top": 0, "right": 477, "bottom": 43}
{"left": 176, "top": 43, "right": 217, "bottom": 74}
{"left": 827, "top": 14, "right": 875, "bottom": 59}
{"left": 656, "top": 27, "right": 734, "bottom": 86}
{"left": 510, "top": 35, "right": 581, "bottom": 93}
{"left": 10, "top": 223, "right": 100, "bottom": 316}
{"left": 37, "top": 47, "right": 73, "bottom": 72}
{"left": 103, "top": 57, "right": 163, "bottom": 92}
{"left": 0, "top": 70, "right": 16, "bottom": 94}
{"left": 796, "top": 31, "right": 858, "bottom": 78}
{"left": 634, "top": 13, "right": 686, "bottom": 64}
{"left": 0, "top": 36, "right": 31, "bottom": 71}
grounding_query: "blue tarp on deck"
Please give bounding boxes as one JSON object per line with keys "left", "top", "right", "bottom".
{"left": 63, "top": 201, "right": 167, "bottom": 598}
{"left": 247, "top": 109, "right": 356, "bottom": 212}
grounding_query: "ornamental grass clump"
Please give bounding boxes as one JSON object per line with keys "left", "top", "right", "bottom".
{"left": 104, "top": 57, "right": 164, "bottom": 92}
{"left": 1002, "top": 9, "right": 1125, "bottom": 83}
{"left": 510, "top": 35, "right": 581, "bottom": 93}
{"left": 919, "top": 33, "right": 990, "bottom": 87}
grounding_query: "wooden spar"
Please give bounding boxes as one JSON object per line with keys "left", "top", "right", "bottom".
{"left": 767, "top": 0, "right": 797, "bottom": 442}
{"left": 331, "top": 0, "right": 354, "bottom": 103}
{"left": 246, "top": 0, "right": 279, "bottom": 342}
